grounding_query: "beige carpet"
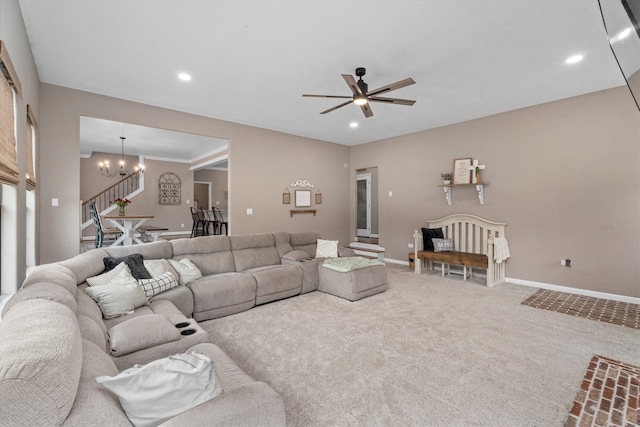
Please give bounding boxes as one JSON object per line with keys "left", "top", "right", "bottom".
{"left": 200, "top": 265, "right": 640, "bottom": 426}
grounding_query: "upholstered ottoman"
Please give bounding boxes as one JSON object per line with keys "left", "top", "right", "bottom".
{"left": 318, "top": 257, "right": 387, "bottom": 301}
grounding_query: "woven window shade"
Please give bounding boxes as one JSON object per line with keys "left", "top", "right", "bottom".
{"left": 0, "top": 41, "right": 20, "bottom": 186}
{"left": 0, "top": 71, "right": 18, "bottom": 185}
{"left": 26, "top": 105, "right": 37, "bottom": 190}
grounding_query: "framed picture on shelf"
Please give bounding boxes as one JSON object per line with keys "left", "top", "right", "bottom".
{"left": 453, "top": 158, "right": 472, "bottom": 184}
{"left": 295, "top": 190, "right": 312, "bottom": 207}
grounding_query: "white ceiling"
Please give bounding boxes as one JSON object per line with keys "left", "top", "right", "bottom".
{"left": 18, "top": 0, "right": 628, "bottom": 153}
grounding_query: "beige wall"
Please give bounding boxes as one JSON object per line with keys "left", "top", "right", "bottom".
{"left": 38, "top": 84, "right": 351, "bottom": 264}
{"left": 350, "top": 86, "right": 640, "bottom": 298}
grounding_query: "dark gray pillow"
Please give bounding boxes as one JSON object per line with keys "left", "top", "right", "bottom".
{"left": 421, "top": 228, "right": 444, "bottom": 251}
{"left": 103, "top": 253, "right": 152, "bottom": 280}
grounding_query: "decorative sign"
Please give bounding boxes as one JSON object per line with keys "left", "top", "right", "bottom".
{"left": 453, "top": 158, "right": 472, "bottom": 184}
{"left": 295, "top": 190, "right": 312, "bottom": 207}
{"left": 158, "top": 172, "right": 181, "bottom": 205}
{"left": 290, "top": 179, "right": 315, "bottom": 188}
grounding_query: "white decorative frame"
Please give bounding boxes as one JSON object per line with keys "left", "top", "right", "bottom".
{"left": 295, "top": 190, "right": 311, "bottom": 207}
{"left": 453, "top": 158, "right": 472, "bottom": 184}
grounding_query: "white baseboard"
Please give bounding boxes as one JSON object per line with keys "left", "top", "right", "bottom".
{"left": 506, "top": 277, "right": 640, "bottom": 304}
{"left": 384, "top": 257, "right": 639, "bottom": 303}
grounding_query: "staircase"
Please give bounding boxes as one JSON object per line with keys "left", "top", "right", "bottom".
{"left": 347, "top": 237, "right": 385, "bottom": 261}
{"left": 81, "top": 173, "right": 144, "bottom": 231}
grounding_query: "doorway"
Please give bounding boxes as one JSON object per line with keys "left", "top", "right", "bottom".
{"left": 356, "top": 167, "right": 378, "bottom": 238}
{"left": 193, "top": 182, "right": 211, "bottom": 211}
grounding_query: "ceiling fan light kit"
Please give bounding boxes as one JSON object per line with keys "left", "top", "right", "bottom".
{"left": 303, "top": 67, "right": 416, "bottom": 118}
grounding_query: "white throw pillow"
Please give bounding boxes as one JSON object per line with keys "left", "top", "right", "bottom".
{"left": 168, "top": 258, "right": 203, "bottom": 285}
{"left": 143, "top": 259, "right": 179, "bottom": 282}
{"left": 96, "top": 352, "right": 222, "bottom": 427}
{"left": 315, "top": 239, "right": 339, "bottom": 258}
{"left": 86, "top": 262, "right": 128, "bottom": 287}
{"left": 138, "top": 271, "right": 180, "bottom": 299}
{"left": 84, "top": 283, "right": 149, "bottom": 319}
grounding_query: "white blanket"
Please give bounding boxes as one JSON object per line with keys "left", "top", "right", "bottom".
{"left": 493, "top": 237, "right": 510, "bottom": 264}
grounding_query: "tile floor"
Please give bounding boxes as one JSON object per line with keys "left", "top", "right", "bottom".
{"left": 521, "top": 288, "right": 640, "bottom": 330}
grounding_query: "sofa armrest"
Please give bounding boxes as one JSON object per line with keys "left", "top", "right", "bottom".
{"left": 159, "top": 382, "right": 285, "bottom": 427}
{"left": 108, "top": 314, "right": 180, "bottom": 357}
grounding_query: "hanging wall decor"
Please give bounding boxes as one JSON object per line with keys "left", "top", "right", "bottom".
{"left": 158, "top": 172, "right": 182, "bottom": 205}
{"left": 315, "top": 189, "right": 322, "bottom": 204}
{"left": 290, "top": 179, "right": 315, "bottom": 188}
{"left": 282, "top": 188, "right": 291, "bottom": 204}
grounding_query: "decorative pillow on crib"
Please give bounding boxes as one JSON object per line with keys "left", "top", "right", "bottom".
{"left": 316, "top": 239, "right": 339, "bottom": 258}
{"left": 421, "top": 228, "right": 444, "bottom": 251}
{"left": 138, "top": 271, "right": 180, "bottom": 299}
{"left": 432, "top": 238, "right": 455, "bottom": 252}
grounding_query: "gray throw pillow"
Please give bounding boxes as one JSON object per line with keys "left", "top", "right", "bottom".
{"left": 103, "top": 253, "right": 151, "bottom": 280}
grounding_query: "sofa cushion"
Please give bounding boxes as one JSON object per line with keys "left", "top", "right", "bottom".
{"left": 144, "top": 258, "right": 179, "bottom": 282}
{"left": 247, "top": 264, "right": 303, "bottom": 305}
{"left": 108, "top": 314, "right": 181, "bottom": 357}
{"left": 105, "top": 240, "right": 174, "bottom": 262}
{"left": 103, "top": 253, "right": 151, "bottom": 280}
{"left": 0, "top": 299, "right": 82, "bottom": 426}
{"left": 63, "top": 339, "right": 132, "bottom": 426}
{"left": 22, "top": 263, "right": 78, "bottom": 296}
{"left": 78, "top": 314, "right": 108, "bottom": 352}
{"left": 282, "top": 250, "right": 312, "bottom": 262}
{"left": 230, "top": 233, "right": 281, "bottom": 272}
{"left": 188, "top": 272, "right": 256, "bottom": 321}
{"left": 1, "top": 282, "right": 77, "bottom": 317}
{"left": 171, "top": 235, "right": 236, "bottom": 275}
{"left": 149, "top": 286, "right": 195, "bottom": 318}
{"left": 289, "top": 232, "right": 321, "bottom": 257}
{"left": 59, "top": 248, "right": 110, "bottom": 285}
{"left": 76, "top": 290, "right": 108, "bottom": 334}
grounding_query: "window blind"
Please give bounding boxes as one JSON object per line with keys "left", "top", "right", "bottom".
{"left": 0, "top": 41, "right": 21, "bottom": 186}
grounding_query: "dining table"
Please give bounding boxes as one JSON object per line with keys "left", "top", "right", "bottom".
{"left": 103, "top": 214, "right": 155, "bottom": 246}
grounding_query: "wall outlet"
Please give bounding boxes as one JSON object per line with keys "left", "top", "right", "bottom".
{"left": 247, "top": 208, "right": 253, "bottom": 215}
{"left": 561, "top": 259, "right": 571, "bottom": 267}
{"left": 180, "top": 223, "right": 184, "bottom": 228}
{"left": 408, "top": 243, "right": 414, "bottom": 249}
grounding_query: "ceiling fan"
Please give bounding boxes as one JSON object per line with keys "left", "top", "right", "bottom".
{"left": 302, "top": 67, "right": 416, "bottom": 118}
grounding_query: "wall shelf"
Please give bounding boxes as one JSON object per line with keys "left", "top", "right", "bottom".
{"left": 290, "top": 209, "right": 317, "bottom": 217}
{"left": 438, "top": 183, "right": 486, "bottom": 205}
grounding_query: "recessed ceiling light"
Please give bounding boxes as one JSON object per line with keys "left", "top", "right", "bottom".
{"left": 350, "top": 122, "right": 358, "bottom": 128}
{"left": 565, "top": 54, "right": 584, "bottom": 64}
{"left": 178, "top": 73, "right": 192, "bottom": 81}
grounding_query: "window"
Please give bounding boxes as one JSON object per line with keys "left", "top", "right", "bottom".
{"left": 0, "top": 40, "right": 21, "bottom": 186}
{"left": 26, "top": 105, "right": 37, "bottom": 191}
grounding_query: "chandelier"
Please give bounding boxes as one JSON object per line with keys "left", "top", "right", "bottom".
{"left": 98, "top": 137, "right": 145, "bottom": 178}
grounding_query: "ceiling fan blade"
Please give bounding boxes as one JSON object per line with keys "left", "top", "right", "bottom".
{"left": 368, "top": 96, "right": 416, "bottom": 106}
{"left": 367, "top": 77, "right": 416, "bottom": 97}
{"left": 360, "top": 103, "right": 373, "bottom": 118}
{"left": 320, "top": 100, "right": 353, "bottom": 114}
{"left": 342, "top": 74, "right": 364, "bottom": 96}
{"left": 302, "top": 94, "right": 352, "bottom": 99}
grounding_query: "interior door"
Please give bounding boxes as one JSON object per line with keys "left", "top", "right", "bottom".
{"left": 356, "top": 173, "right": 371, "bottom": 237}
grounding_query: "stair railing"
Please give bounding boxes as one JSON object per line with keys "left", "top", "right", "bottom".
{"left": 81, "top": 172, "right": 143, "bottom": 230}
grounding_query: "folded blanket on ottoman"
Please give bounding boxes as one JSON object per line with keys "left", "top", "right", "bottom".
{"left": 322, "top": 256, "right": 384, "bottom": 273}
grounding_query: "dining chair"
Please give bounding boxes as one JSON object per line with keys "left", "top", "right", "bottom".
{"left": 88, "top": 201, "right": 121, "bottom": 248}
{"left": 213, "top": 207, "right": 228, "bottom": 235}
{"left": 202, "top": 209, "right": 218, "bottom": 235}
{"left": 190, "top": 207, "right": 206, "bottom": 237}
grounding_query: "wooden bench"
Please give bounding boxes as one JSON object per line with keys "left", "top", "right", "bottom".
{"left": 413, "top": 214, "right": 507, "bottom": 287}
{"left": 137, "top": 225, "right": 169, "bottom": 242}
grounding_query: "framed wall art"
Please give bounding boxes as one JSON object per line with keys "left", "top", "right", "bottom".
{"left": 453, "top": 158, "right": 472, "bottom": 184}
{"left": 295, "top": 190, "right": 311, "bottom": 207}
{"left": 282, "top": 188, "right": 290, "bottom": 204}
{"left": 315, "top": 189, "right": 322, "bottom": 204}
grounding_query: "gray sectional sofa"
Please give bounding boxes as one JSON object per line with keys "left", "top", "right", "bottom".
{"left": 0, "top": 231, "right": 387, "bottom": 426}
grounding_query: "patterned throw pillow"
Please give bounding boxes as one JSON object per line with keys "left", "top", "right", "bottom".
{"left": 315, "top": 239, "right": 339, "bottom": 258}
{"left": 432, "top": 238, "right": 455, "bottom": 252}
{"left": 138, "top": 271, "right": 180, "bottom": 299}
